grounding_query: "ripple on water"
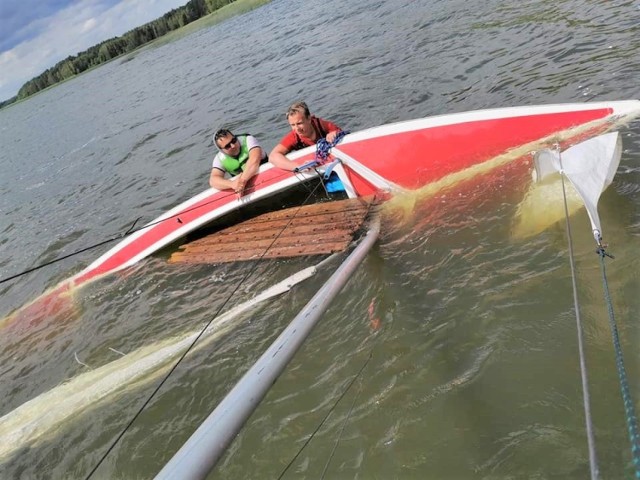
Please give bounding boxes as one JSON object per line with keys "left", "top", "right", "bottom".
{"left": 1, "top": 0, "right": 640, "bottom": 477}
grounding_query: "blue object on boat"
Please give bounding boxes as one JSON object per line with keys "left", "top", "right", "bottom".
{"left": 325, "top": 172, "right": 345, "bottom": 193}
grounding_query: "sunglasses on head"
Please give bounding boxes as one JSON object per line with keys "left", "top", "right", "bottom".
{"left": 220, "top": 136, "right": 238, "bottom": 150}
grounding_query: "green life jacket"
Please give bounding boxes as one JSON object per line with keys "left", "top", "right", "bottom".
{"left": 220, "top": 134, "right": 250, "bottom": 175}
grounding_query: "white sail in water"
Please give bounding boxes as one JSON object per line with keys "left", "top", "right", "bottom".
{"left": 533, "top": 132, "right": 622, "bottom": 244}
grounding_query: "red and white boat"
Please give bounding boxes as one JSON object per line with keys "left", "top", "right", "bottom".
{"left": 7, "top": 100, "right": 640, "bottom": 325}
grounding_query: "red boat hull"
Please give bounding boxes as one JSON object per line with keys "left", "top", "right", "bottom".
{"left": 5, "top": 100, "right": 640, "bottom": 327}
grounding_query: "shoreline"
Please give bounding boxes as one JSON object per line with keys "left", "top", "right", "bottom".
{"left": 0, "top": 0, "right": 272, "bottom": 111}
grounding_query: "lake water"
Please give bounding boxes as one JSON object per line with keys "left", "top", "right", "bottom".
{"left": 1, "top": 0, "right": 640, "bottom": 478}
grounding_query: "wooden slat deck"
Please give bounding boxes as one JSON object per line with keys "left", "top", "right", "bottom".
{"left": 168, "top": 197, "right": 374, "bottom": 264}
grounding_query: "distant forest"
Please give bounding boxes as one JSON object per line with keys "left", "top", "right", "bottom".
{"left": 0, "top": 0, "right": 236, "bottom": 109}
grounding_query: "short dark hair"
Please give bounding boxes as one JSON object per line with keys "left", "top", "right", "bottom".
{"left": 213, "top": 128, "right": 233, "bottom": 144}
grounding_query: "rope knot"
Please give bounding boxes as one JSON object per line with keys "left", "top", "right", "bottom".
{"left": 315, "top": 130, "right": 349, "bottom": 163}
{"left": 595, "top": 246, "right": 615, "bottom": 259}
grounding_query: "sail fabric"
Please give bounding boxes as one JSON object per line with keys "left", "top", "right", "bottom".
{"left": 533, "top": 132, "right": 622, "bottom": 243}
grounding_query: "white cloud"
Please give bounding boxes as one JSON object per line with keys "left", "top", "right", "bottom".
{"left": 0, "top": 0, "right": 188, "bottom": 101}
{"left": 80, "top": 18, "right": 98, "bottom": 33}
{"left": 1, "top": 50, "right": 18, "bottom": 64}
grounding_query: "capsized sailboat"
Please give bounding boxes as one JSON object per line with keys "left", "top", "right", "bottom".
{"left": 5, "top": 100, "right": 640, "bottom": 325}
{"left": 155, "top": 130, "right": 639, "bottom": 478}
{"left": 2, "top": 101, "right": 640, "bottom": 476}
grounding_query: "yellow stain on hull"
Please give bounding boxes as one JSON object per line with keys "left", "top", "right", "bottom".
{"left": 511, "top": 173, "right": 585, "bottom": 239}
{"left": 382, "top": 117, "right": 627, "bottom": 236}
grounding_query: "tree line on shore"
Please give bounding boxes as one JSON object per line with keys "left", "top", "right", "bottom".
{"left": 0, "top": 0, "right": 235, "bottom": 109}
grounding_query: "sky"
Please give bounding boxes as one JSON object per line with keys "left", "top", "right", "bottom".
{"left": 0, "top": 0, "right": 191, "bottom": 101}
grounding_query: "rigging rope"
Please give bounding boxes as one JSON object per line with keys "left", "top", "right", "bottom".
{"left": 595, "top": 248, "right": 640, "bottom": 478}
{"left": 320, "top": 353, "right": 368, "bottom": 480}
{"left": 8, "top": 131, "right": 357, "bottom": 477}
{"left": 293, "top": 130, "right": 350, "bottom": 174}
{"left": 3, "top": 131, "right": 354, "bottom": 287}
{"left": 278, "top": 285, "right": 384, "bottom": 479}
{"left": 558, "top": 152, "right": 600, "bottom": 480}
{"left": 86, "top": 130, "right": 366, "bottom": 475}
{"left": 0, "top": 170, "right": 295, "bottom": 285}
{"left": 315, "top": 130, "right": 350, "bottom": 163}
{"left": 558, "top": 140, "right": 640, "bottom": 478}
{"left": 85, "top": 178, "right": 328, "bottom": 479}
{"left": 277, "top": 349, "right": 374, "bottom": 480}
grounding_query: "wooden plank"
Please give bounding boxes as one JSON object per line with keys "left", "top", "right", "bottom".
{"left": 189, "top": 220, "right": 362, "bottom": 246}
{"left": 169, "top": 240, "right": 351, "bottom": 264}
{"left": 210, "top": 213, "right": 362, "bottom": 236}
{"left": 232, "top": 198, "right": 368, "bottom": 223}
{"left": 216, "top": 206, "right": 369, "bottom": 235}
{"left": 180, "top": 231, "right": 354, "bottom": 253}
{"left": 168, "top": 197, "right": 375, "bottom": 265}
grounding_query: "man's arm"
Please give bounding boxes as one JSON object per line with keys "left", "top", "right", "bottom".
{"left": 209, "top": 168, "right": 236, "bottom": 190}
{"left": 326, "top": 131, "right": 338, "bottom": 143}
{"left": 320, "top": 118, "right": 341, "bottom": 143}
{"left": 268, "top": 143, "right": 298, "bottom": 171}
{"left": 235, "top": 147, "right": 264, "bottom": 194}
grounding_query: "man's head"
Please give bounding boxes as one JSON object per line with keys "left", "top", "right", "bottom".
{"left": 214, "top": 128, "right": 240, "bottom": 157}
{"left": 286, "top": 101, "right": 314, "bottom": 138}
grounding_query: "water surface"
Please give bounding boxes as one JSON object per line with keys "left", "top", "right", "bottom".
{"left": 1, "top": 0, "right": 640, "bottom": 478}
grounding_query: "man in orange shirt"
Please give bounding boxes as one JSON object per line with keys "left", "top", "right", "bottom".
{"left": 269, "top": 101, "right": 342, "bottom": 171}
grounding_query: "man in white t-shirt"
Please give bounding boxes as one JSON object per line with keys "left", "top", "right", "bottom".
{"left": 209, "top": 128, "right": 268, "bottom": 196}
